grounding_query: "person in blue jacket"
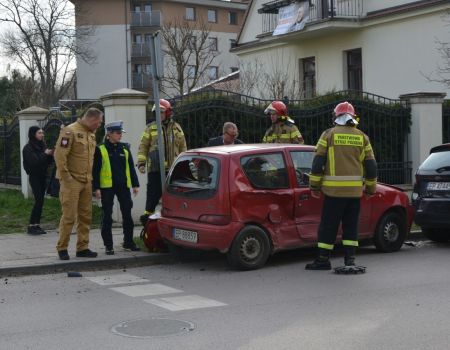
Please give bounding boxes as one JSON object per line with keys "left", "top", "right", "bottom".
{"left": 93, "top": 121, "right": 140, "bottom": 255}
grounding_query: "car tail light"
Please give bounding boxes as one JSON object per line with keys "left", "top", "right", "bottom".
{"left": 198, "top": 215, "right": 231, "bottom": 225}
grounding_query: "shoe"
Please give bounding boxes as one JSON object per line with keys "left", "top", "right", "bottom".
{"left": 76, "top": 249, "right": 98, "bottom": 258}
{"left": 140, "top": 214, "right": 149, "bottom": 226}
{"left": 36, "top": 225, "right": 47, "bottom": 234}
{"left": 305, "top": 258, "right": 332, "bottom": 270}
{"left": 58, "top": 250, "right": 70, "bottom": 260}
{"left": 344, "top": 256, "right": 356, "bottom": 266}
{"left": 105, "top": 246, "right": 115, "bottom": 255}
{"left": 122, "top": 242, "right": 140, "bottom": 252}
{"left": 27, "top": 226, "right": 41, "bottom": 235}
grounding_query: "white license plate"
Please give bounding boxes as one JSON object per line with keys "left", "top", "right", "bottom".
{"left": 427, "top": 182, "right": 450, "bottom": 191}
{"left": 173, "top": 228, "right": 198, "bottom": 243}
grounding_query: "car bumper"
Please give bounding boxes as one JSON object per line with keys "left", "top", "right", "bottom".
{"left": 158, "top": 218, "right": 242, "bottom": 252}
{"left": 414, "top": 198, "right": 450, "bottom": 228}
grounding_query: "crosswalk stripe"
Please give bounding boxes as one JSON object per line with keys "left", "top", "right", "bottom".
{"left": 85, "top": 273, "right": 149, "bottom": 286}
{"left": 144, "top": 295, "right": 227, "bottom": 311}
{"left": 110, "top": 283, "right": 182, "bottom": 297}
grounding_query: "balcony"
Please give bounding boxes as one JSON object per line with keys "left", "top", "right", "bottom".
{"left": 132, "top": 73, "right": 152, "bottom": 89}
{"left": 260, "top": 0, "right": 363, "bottom": 35}
{"left": 131, "top": 43, "right": 151, "bottom": 58}
{"left": 131, "top": 10, "right": 161, "bottom": 27}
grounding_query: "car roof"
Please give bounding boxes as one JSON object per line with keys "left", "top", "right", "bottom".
{"left": 430, "top": 143, "right": 450, "bottom": 154}
{"left": 185, "top": 144, "right": 316, "bottom": 155}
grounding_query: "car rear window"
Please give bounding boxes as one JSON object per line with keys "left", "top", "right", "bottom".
{"left": 419, "top": 151, "right": 450, "bottom": 171}
{"left": 166, "top": 155, "right": 219, "bottom": 198}
{"left": 241, "top": 152, "right": 288, "bottom": 189}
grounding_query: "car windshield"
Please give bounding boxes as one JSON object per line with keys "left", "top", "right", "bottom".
{"left": 167, "top": 155, "right": 219, "bottom": 198}
{"left": 419, "top": 151, "right": 450, "bottom": 171}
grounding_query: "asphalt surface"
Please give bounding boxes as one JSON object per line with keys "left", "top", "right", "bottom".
{"left": 0, "top": 227, "right": 173, "bottom": 278}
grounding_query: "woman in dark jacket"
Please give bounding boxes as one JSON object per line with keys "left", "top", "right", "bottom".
{"left": 22, "top": 126, "right": 54, "bottom": 235}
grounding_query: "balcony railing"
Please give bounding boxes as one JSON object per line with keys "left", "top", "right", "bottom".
{"left": 131, "top": 43, "right": 151, "bottom": 57}
{"left": 261, "top": 0, "right": 363, "bottom": 34}
{"left": 131, "top": 10, "right": 161, "bottom": 27}
{"left": 132, "top": 73, "right": 152, "bottom": 89}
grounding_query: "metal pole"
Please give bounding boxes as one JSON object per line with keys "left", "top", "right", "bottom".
{"left": 149, "top": 31, "right": 166, "bottom": 187}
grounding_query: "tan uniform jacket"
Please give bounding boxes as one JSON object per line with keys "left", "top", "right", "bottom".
{"left": 137, "top": 119, "right": 187, "bottom": 172}
{"left": 262, "top": 119, "right": 304, "bottom": 144}
{"left": 54, "top": 120, "right": 97, "bottom": 183}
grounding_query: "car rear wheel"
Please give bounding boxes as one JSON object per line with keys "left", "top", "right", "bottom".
{"left": 422, "top": 228, "right": 450, "bottom": 243}
{"left": 227, "top": 225, "right": 270, "bottom": 270}
{"left": 373, "top": 212, "right": 406, "bottom": 252}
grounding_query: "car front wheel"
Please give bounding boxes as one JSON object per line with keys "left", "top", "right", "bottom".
{"left": 422, "top": 228, "right": 450, "bottom": 243}
{"left": 227, "top": 225, "right": 270, "bottom": 270}
{"left": 373, "top": 212, "right": 406, "bottom": 252}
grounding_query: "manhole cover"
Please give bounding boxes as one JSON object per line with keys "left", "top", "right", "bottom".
{"left": 111, "top": 318, "right": 195, "bottom": 338}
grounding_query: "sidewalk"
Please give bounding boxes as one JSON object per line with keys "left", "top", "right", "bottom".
{"left": 0, "top": 227, "right": 173, "bottom": 278}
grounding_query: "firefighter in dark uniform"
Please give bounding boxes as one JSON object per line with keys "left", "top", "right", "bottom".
{"left": 137, "top": 99, "right": 187, "bottom": 225}
{"left": 93, "top": 121, "right": 140, "bottom": 255}
{"left": 262, "top": 101, "right": 304, "bottom": 144}
{"left": 54, "top": 107, "right": 103, "bottom": 260}
{"left": 305, "top": 101, "right": 377, "bottom": 273}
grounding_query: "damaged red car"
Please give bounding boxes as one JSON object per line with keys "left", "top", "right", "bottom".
{"left": 158, "top": 144, "right": 414, "bottom": 270}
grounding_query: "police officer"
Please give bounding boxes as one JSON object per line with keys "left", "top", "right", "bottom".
{"left": 305, "top": 102, "right": 377, "bottom": 273}
{"left": 93, "top": 121, "right": 140, "bottom": 255}
{"left": 137, "top": 99, "right": 187, "bottom": 225}
{"left": 262, "top": 101, "right": 304, "bottom": 144}
{"left": 54, "top": 107, "right": 103, "bottom": 260}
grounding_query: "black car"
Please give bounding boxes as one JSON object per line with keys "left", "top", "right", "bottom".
{"left": 412, "top": 143, "right": 450, "bottom": 242}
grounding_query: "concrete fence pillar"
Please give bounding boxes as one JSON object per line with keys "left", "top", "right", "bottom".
{"left": 100, "top": 88, "right": 149, "bottom": 223}
{"left": 400, "top": 92, "right": 447, "bottom": 180}
{"left": 17, "top": 106, "right": 49, "bottom": 198}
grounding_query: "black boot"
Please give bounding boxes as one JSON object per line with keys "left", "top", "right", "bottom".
{"left": 305, "top": 248, "right": 331, "bottom": 270}
{"left": 344, "top": 246, "right": 356, "bottom": 266}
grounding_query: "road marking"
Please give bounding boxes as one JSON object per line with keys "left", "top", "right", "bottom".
{"left": 110, "top": 283, "right": 182, "bottom": 297}
{"left": 85, "top": 273, "right": 149, "bottom": 286}
{"left": 144, "top": 295, "right": 227, "bottom": 311}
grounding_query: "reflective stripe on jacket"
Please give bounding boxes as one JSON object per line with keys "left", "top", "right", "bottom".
{"left": 262, "top": 120, "right": 304, "bottom": 144}
{"left": 99, "top": 144, "right": 131, "bottom": 188}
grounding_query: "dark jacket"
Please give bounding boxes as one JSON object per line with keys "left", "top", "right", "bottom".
{"left": 207, "top": 136, "right": 244, "bottom": 146}
{"left": 22, "top": 142, "right": 52, "bottom": 176}
{"left": 92, "top": 139, "right": 139, "bottom": 190}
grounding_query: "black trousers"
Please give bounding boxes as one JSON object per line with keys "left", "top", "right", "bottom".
{"left": 29, "top": 174, "right": 47, "bottom": 225}
{"left": 317, "top": 195, "right": 361, "bottom": 247}
{"left": 145, "top": 171, "right": 163, "bottom": 213}
{"left": 100, "top": 186, "right": 134, "bottom": 247}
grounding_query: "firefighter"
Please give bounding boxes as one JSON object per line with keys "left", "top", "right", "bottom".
{"left": 305, "top": 101, "right": 377, "bottom": 274}
{"left": 137, "top": 99, "right": 187, "bottom": 225}
{"left": 262, "top": 101, "right": 304, "bottom": 144}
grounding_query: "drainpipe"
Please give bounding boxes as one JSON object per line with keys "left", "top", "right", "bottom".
{"left": 125, "top": 0, "right": 130, "bottom": 88}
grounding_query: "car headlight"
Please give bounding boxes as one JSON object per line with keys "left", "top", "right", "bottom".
{"left": 411, "top": 192, "right": 419, "bottom": 201}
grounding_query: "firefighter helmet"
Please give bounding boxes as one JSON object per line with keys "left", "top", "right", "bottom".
{"left": 152, "top": 99, "right": 173, "bottom": 118}
{"left": 333, "top": 101, "right": 355, "bottom": 117}
{"left": 264, "top": 101, "right": 287, "bottom": 117}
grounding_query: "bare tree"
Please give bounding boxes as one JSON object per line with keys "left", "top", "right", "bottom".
{"left": 161, "top": 17, "right": 220, "bottom": 96}
{"left": 0, "top": 0, "right": 95, "bottom": 107}
{"left": 238, "top": 58, "right": 265, "bottom": 96}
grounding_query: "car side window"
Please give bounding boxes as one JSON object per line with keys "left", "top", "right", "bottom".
{"left": 290, "top": 151, "right": 314, "bottom": 186}
{"left": 241, "top": 153, "right": 288, "bottom": 189}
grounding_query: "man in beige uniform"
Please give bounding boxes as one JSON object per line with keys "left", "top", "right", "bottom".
{"left": 54, "top": 108, "right": 103, "bottom": 260}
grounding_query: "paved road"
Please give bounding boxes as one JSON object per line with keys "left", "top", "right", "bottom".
{"left": 1, "top": 240, "right": 449, "bottom": 350}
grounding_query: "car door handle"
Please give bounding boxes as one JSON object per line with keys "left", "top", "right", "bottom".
{"left": 299, "top": 194, "right": 310, "bottom": 200}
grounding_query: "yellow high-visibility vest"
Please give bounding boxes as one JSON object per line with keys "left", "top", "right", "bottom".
{"left": 99, "top": 144, "right": 131, "bottom": 188}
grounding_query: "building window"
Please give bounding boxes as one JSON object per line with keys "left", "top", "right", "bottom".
{"left": 229, "top": 39, "right": 237, "bottom": 49}
{"left": 208, "top": 9, "right": 217, "bottom": 23}
{"left": 208, "top": 66, "right": 218, "bottom": 80}
{"left": 229, "top": 11, "right": 237, "bottom": 25}
{"left": 231, "top": 67, "right": 238, "bottom": 73}
{"left": 209, "top": 37, "right": 218, "bottom": 51}
{"left": 187, "top": 65, "right": 195, "bottom": 79}
{"left": 144, "top": 64, "right": 152, "bottom": 74}
{"left": 133, "top": 5, "right": 141, "bottom": 12}
{"left": 134, "top": 64, "right": 142, "bottom": 73}
{"left": 188, "top": 35, "right": 196, "bottom": 50}
{"left": 144, "top": 4, "right": 151, "bottom": 12}
{"left": 186, "top": 7, "right": 196, "bottom": 21}
{"left": 346, "top": 48, "right": 362, "bottom": 91}
{"left": 300, "top": 57, "right": 316, "bottom": 99}
{"left": 133, "top": 34, "right": 142, "bottom": 43}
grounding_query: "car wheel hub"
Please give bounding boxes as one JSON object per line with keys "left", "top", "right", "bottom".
{"left": 240, "top": 235, "right": 261, "bottom": 261}
{"left": 383, "top": 221, "right": 399, "bottom": 242}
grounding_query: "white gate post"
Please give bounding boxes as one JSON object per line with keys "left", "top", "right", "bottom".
{"left": 17, "top": 106, "right": 49, "bottom": 198}
{"left": 100, "top": 88, "right": 149, "bottom": 223}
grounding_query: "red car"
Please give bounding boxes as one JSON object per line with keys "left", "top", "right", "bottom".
{"left": 158, "top": 144, "right": 414, "bottom": 270}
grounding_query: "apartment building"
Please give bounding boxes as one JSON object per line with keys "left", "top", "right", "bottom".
{"left": 233, "top": 0, "right": 450, "bottom": 99}
{"left": 72, "top": 0, "right": 248, "bottom": 99}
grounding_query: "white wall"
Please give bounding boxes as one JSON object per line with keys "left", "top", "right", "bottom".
{"left": 364, "top": 0, "right": 418, "bottom": 14}
{"left": 76, "top": 25, "right": 129, "bottom": 99}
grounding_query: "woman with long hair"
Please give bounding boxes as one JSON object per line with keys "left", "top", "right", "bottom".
{"left": 22, "top": 126, "right": 54, "bottom": 235}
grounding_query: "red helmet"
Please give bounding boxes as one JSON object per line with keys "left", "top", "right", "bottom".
{"left": 333, "top": 102, "right": 355, "bottom": 117}
{"left": 264, "top": 101, "right": 287, "bottom": 117}
{"left": 152, "top": 99, "right": 173, "bottom": 118}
